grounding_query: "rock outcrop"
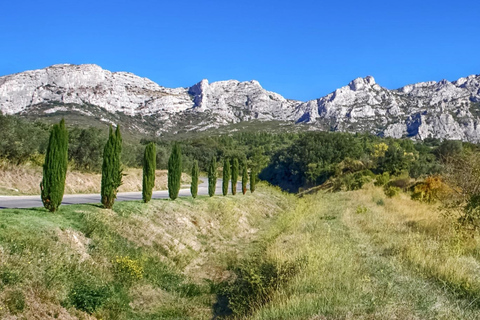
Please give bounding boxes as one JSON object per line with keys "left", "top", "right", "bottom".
{"left": 1, "top": 64, "right": 480, "bottom": 141}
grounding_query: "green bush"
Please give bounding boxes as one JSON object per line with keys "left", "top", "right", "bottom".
{"left": 214, "top": 257, "right": 303, "bottom": 316}
{"left": 67, "top": 281, "right": 111, "bottom": 314}
{"left": 374, "top": 172, "right": 390, "bottom": 186}
{"left": 384, "top": 186, "right": 401, "bottom": 198}
{"left": 4, "top": 289, "right": 25, "bottom": 314}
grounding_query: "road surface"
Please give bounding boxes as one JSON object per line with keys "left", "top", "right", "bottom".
{"left": 0, "top": 178, "right": 244, "bottom": 209}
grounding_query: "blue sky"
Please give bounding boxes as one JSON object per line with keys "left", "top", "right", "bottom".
{"left": 1, "top": 0, "right": 479, "bottom": 101}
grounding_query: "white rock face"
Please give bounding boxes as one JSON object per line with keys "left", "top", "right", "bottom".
{"left": 1, "top": 64, "right": 480, "bottom": 142}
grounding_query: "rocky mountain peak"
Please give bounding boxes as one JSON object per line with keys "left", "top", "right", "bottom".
{"left": 2, "top": 64, "right": 480, "bottom": 142}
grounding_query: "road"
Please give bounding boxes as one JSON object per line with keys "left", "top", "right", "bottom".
{"left": 0, "top": 178, "right": 243, "bottom": 209}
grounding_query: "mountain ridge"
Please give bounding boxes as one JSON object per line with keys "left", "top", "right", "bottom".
{"left": 1, "top": 64, "right": 480, "bottom": 141}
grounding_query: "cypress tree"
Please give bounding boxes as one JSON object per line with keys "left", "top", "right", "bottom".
{"left": 168, "top": 143, "right": 182, "bottom": 200}
{"left": 191, "top": 160, "right": 199, "bottom": 198}
{"left": 250, "top": 168, "right": 256, "bottom": 193}
{"left": 142, "top": 142, "right": 156, "bottom": 203}
{"left": 242, "top": 162, "right": 248, "bottom": 195}
{"left": 231, "top": 158, "right": 239, "bottom": 195}
{"left": 208, "top": 157, "right": 217, "bottom": 197}
{"left": 222, "top": 158, "right": 230, "bottom": 196}
{"left": 101, "top": 125, "right": 123, "bottom": 209}
{"left": 40, "top": 118, "right": 68, "bottom": 212}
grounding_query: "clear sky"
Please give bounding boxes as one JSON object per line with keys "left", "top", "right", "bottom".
{"left": 1, "top": 0, "right": 479, "bottom": 101}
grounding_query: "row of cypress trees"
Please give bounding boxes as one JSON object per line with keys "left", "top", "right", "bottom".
{"left": 40, "top": 120, "right": 124, "bottom": 212}
{"left": 40, "top": 119, "right": 258, "bottom": 212}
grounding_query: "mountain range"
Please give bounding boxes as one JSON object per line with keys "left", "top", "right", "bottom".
{"left": 1, "top": 64, "right": 480, "bottom": 141}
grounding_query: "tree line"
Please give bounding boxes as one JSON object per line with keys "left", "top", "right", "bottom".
{"left": 40, "top": 119, "right": 258, "bottom": 212}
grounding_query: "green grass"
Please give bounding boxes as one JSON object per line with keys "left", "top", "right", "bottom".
{"left": 2, "top": 184, "right": 480, "bottom": 319}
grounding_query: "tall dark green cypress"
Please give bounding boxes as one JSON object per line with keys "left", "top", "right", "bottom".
{"left": 191, "top": 160, "right": 199, "bottom": 198}
{"left": 222, "top": 158, "right": 230, "bottom": 196}
{"left": 142, "top": 142, "right": 156, "bottom": 203}
{"left": 40, "top": 119, "right": 68, "bottom": 212}
{"left": 101, "top": 125, "right": 123, "bottom": 209}
{"left": 242, "top": 162, "right": 248, "bottom": 195}
{"left": 250, "top": 168, "right": 256, "bottom": 193}
{"left": 231, "top": 158, "right": 239, "bottom": 195}
{"left": 168, "top": 143, "right": 182, "bottom": 200}
{"left": 208, "top": 157, "right": 217, "bottom": 197}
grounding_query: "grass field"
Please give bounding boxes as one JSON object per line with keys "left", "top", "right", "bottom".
{"left": 1, "top": 183, "right": 480, "bottom": 319}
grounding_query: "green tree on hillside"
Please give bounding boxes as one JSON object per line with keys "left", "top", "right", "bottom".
{"left": 208, "top": 157, "right": 217, "bottom": 197}
{"left": 223, "top": 158, "right": 230, "bottom": 196}
{"left": 142, "top": 142, "right": 156, "bottom": 203}
{"left": 191, "top": 160, "right": 199, "bottom": 198}
{"left": 101, "top": 125, "right": 123, "bottom": 209}
{"left": 231, "top": 158, "right": 239, "bottom": 195}
{"left": 242, "top": 162, "right": 248, "bottom": 195}
{"left": 168, "top": 143, "right": 182, "bottom": 200}
{"left": 40, "top": 119, "right": 68, "bottom": 212}
{"left": 250, "top": 168, "right": 256, "bottom": 193}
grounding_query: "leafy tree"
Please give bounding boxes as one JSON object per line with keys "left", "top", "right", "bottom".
{"left": 250, "top": 168, "right": 256, "bottom": 193}
{"left": 101, "top": 126, "right": 123, "bottom": 209}
{"left": 242, "top": 162, "right": 248, "bottom": 195}
{"left": 68, "top": 127, "right": 106, "bottom": 171}
{"left": 231, "top": 158, "right": 239, "bottom": 195}
{"left": 191, "top": 160, "right": 199, "bottom": 198}
{"left": 40, "top": 119, "right": 68, "bottom": 212}
{"left": 142, "top": 142, "right": 156, "bottom": 203}
{"left": 168, "top": 143, "right": 182, "bottom": 200}
{"left": 223, "top": 158, "right": 230, "bottom": 196}
{"left": 208, "top": 157, "right": 217, "bottom": 197}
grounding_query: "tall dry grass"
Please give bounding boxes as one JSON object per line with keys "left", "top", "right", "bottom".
{"left": 0, "top": 162, "right": 190, "bottom": 195}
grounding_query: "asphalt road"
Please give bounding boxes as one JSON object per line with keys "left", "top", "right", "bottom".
{"left": 0, "top": 178, "right": 242, "bottom": 209}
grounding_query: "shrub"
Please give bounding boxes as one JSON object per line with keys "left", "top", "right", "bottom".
{"left": 384, "top": 186, "right": 401, "bottom": 198}
{"left": 374, "top": 172, "right": 390, "bottom": 186}
{"left": 101, "top": 125, "right": 123, "bottom": 209}
{"left": 411, "top": 175, "right": 446, "bottom": 203}
{"left": 113, "top": 256, "right": 144, "bottom": 284}
{"left": 40, "top": 119, "right": 68, "bottom": 212}
{"left": 214, "top": 257, "right": 303, "bottom": 316}
{"left": 4, "top": 289, "right": 25, "bottom": 314}
{"left": 67, "top": 282, "right": 110, "bottom": 314}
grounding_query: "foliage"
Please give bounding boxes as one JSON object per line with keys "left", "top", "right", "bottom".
{"left": 40, "top": 119, "right": 68, "bottom": 212}
{"left": 68, "top": 126, "right": 106, "bottom": 171}
{"left": 223, "top": 158, "right": 230, "bottom": 196}
{"left": 191, "top": 160, "right": 199, "bottom": 198}
{"left": 208, "top": 156, "right": 217, "bottom": 197}
{"left": 242, "top": 161, "right": 248, "bottom": 195}
{"left": 333, "top": 170, "right": 373, "bottom": 191}
{"left": 231, "top": 157, "right": 239, "bottom": 195}
{"left": 374, "top": 172, "right": 390, "bottom": 186}
{"left": 113, "top": 256, "right": 144, "bottom": 284}
{"left": 142, "top": 142, "right": 156, "bottom": 203}
{"left": 215, "top": 257, "right": 301, "bottom": 316}
{"left": 384, "top": 186, "right": 401, "bottom": 198}
{"left": 4, "top": 289, "right": 26, "bottom": 314}
{"left": 168, "top": 143, "right": 182, "bottom": 200}
{"left": 250, "top": 168, "right": 256, "bottom": 193}
{"left": 67, "top": 281, "right": 111, "bottom": 314}
{"left": 411, "top": 175, "right": 446, "bottom": 203}
{"left": 101, "top": 125, "right": 123, "bottom": 208}
{"left": 0, "top": 113, "right": 49, "bottom": 164}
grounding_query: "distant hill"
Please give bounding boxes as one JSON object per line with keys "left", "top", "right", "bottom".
{"left": 1, "top": 64, "right": 480, "bottom": 141}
